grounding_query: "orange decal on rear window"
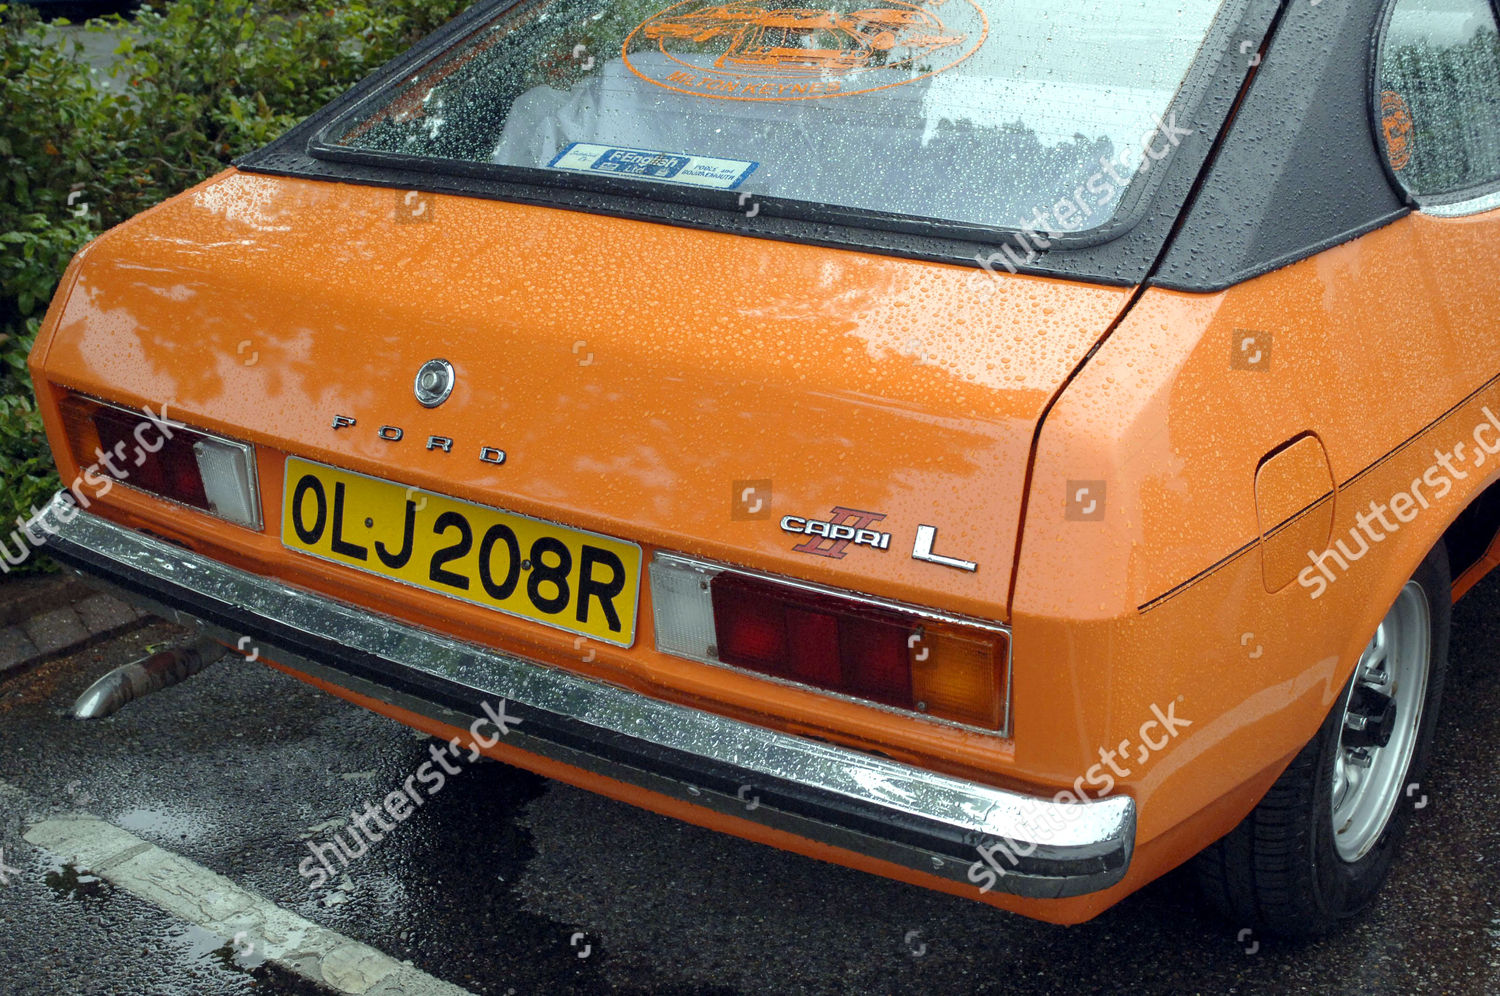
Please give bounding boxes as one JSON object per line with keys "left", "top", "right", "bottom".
{"left": 622, "top": 0, "right": 988, "bottom": 101}
{"left": 1381, "top": 90, "right": 1414, "bottom": 171}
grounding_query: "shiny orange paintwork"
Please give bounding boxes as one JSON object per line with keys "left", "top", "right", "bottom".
{"left": 28, "top": 163, "right": 1500, "bottom": 924}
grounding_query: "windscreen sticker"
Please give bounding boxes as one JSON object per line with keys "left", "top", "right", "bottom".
{"left": 622, "top": 0, "right": 988, "bottom": 102}
{"left": 547, "top": 143, "right": 758, "bottom": 189}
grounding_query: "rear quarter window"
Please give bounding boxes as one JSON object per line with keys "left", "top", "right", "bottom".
{"left": 1376, "top": 0, "right": 1500, "bottom": 200}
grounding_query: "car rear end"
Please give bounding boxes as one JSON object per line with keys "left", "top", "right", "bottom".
{"left": 25, "top": 0, "right": 1263, "bottom": 922}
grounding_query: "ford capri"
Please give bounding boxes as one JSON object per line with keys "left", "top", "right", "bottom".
{"left": 26, "top": 0, "right": 1500, "bottom": 935}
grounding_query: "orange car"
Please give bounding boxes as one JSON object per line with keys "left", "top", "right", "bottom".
{"left": 25, "top": 0, "right": 1500, "bottom": 936}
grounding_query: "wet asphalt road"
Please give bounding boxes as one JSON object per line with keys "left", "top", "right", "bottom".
{"left": 2, "top": 577, "right": 1500, "bottom": 996}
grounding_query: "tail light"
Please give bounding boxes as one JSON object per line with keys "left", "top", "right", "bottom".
{"left": 651, "top": 553, "right": 1011, "bottom": 733}
{"left": 59, "top": 394, "right": 262, "bottom": 530}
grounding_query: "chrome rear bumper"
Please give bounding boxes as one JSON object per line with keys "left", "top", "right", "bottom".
{"left": 34, "top": 494, "right": 1134, "bottom": 899}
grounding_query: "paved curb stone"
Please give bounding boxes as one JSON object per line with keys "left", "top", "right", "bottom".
{"left": 0, "top": 584, "right": 151, "bottom": 677}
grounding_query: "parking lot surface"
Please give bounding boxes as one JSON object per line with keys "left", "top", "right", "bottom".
{"left": 2, "top": 579, "right": 1499, "bottom": 995}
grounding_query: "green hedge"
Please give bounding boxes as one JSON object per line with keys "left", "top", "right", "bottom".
{"left": 0, "top": 0, "right": 470, "bottom": 567}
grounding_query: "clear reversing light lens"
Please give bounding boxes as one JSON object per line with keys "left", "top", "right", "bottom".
{"left": 651, "top": 552, "right": 1011, "bottom": 732}
{"left": 191, "top": 437, "right": 261, "bottom": 529}
{"left": 651, "top": 555, "right": 717, "bottom": 653}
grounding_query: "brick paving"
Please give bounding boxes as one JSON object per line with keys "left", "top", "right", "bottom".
{"left": 0, "top": 571, "right": 152, "bottom": 675}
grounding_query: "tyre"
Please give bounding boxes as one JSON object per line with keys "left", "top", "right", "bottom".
{"left": 1195, "top": 542, "right": 1451, "bottom": 936}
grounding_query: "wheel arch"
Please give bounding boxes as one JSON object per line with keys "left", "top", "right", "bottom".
{"left": 1443, "top": 474, "right": 1500, "bottom": 601}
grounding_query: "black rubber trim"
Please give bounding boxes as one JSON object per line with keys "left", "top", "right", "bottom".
{"left": 1150, "top": 209, "right": 1410, "bottom": 293}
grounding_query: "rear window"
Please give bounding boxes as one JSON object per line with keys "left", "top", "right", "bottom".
{"left": 324, "top": 0, "right": 1228, "bottom": 233}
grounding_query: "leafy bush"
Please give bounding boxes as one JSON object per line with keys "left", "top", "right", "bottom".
{"left": 0, "top": 0, "right": 470, "bottom": 568}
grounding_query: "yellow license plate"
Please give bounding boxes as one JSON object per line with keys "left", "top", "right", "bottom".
{"left": 282, "top": 458, "right": 641, "bottom": 647}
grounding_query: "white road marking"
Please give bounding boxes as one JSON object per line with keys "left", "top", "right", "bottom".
{"left": 25, "top": 816, "right": 475, "bottom": 996}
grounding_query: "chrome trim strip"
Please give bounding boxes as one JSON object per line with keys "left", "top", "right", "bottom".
{"left": 1420, "top": 188, "right": 1500, "bottom": 218}
{"left": 35, "top": 495, "right": 1134, "bottom": 900}
{"left": 654, "top": 551, "right": 1011, "bottom": 633}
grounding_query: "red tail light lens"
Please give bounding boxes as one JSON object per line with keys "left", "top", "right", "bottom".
{"left": 712, "top": 572, "right": 916, "bottom": 709}
{"left": 653, "top": 553, "right": 1011, "bottom": 732}
{"left": 90, "top": 404, "right": 210, "bottom": 510}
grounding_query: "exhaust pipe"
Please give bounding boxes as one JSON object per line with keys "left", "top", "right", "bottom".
{"left": 70, "top": 635, "right": 226, "bottom": 719}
